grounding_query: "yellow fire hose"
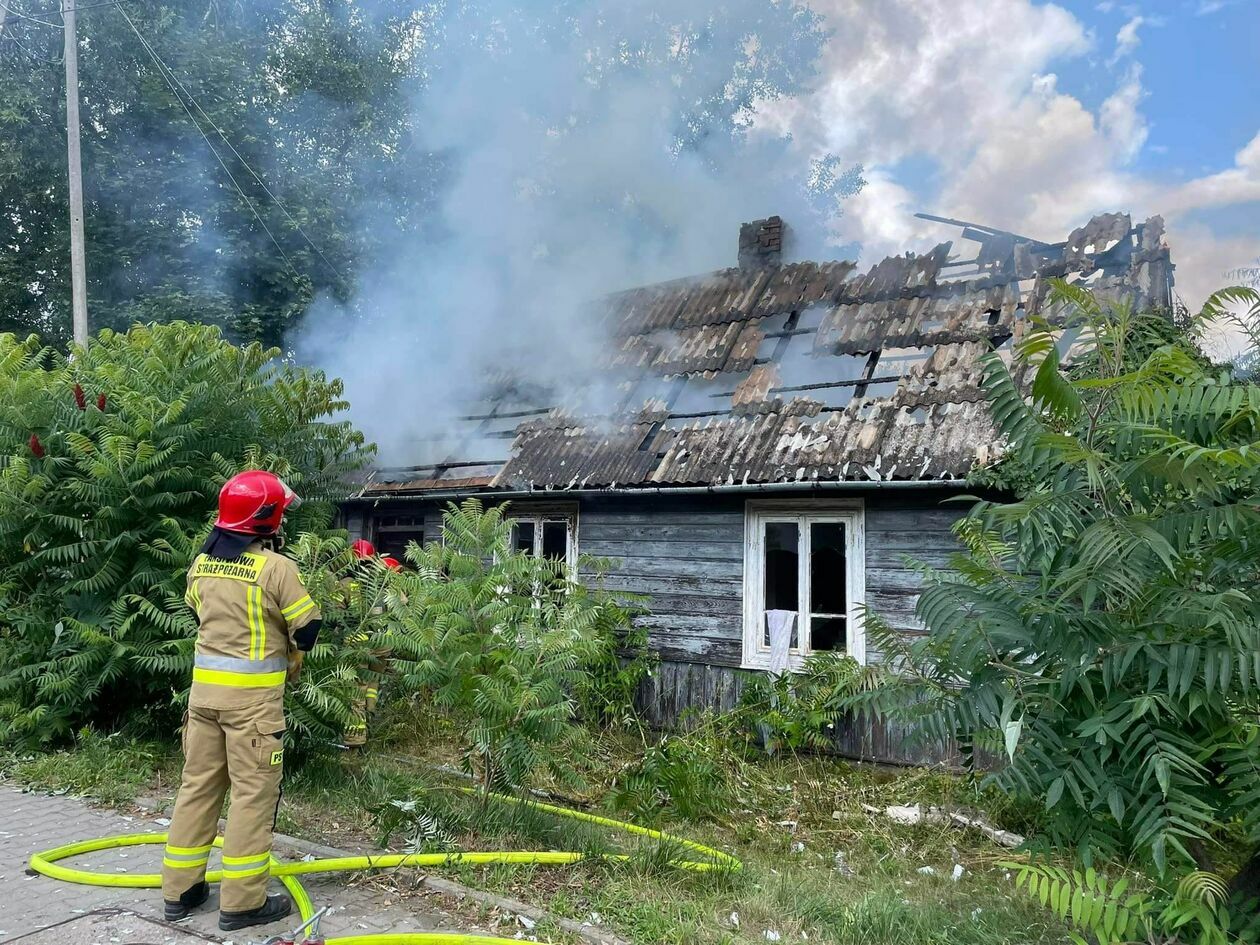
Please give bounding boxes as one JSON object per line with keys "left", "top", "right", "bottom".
{"left": 27, "top": 791, "right": 740, "bottom": 945}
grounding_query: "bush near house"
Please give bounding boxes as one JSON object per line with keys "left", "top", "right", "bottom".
{"left": 0, "top": 323, "right": 371, "bottom": 747}
{"left": 855, "top": 284, "right": 1260, "bottom": 943}
{"left": 382, "top": 498, "right": 647, "bottom": 793}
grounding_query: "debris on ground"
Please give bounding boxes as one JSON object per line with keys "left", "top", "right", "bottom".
{"left": 861, "top": 803, "right": 1025, "bottom": 848}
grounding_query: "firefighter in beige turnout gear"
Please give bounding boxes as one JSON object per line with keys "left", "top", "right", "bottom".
{"left": 161, "top": 470, "right": 322, "bottom": 931}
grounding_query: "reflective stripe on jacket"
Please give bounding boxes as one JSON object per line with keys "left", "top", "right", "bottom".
{"left": 184, "top": 543, "right": 320, "bottom": 709}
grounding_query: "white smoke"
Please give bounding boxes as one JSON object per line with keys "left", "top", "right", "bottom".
{"left": 293, "top": 0, "right": 861, "bottom": 464}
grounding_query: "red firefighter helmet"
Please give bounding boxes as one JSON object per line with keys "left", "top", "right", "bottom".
{"left": 381, "top": 556, "right": 402, "bottom": 571}
{"left": 214, "top": 470, "right": 299, "bottom": 536}
{"left": 351, "top": 539, "right": 377, "bottom": 559}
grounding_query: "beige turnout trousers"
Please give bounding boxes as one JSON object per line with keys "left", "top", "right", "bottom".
{"left": 160, "top": 703, "right": 286, "bottom": 912}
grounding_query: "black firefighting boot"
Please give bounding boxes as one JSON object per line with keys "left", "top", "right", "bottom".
{"left": 218, "top": 894, "right": 292, "bottom": 932}
{"left": 164, "top": 880, "right": 209, "bottom": 921}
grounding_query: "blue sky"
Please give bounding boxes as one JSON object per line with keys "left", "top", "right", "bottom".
{"left": 772, "top": 0, "right": 1260, "bottom": 317}
{"left": 1041, "top": 1, "right": 1257, "bottom": 178}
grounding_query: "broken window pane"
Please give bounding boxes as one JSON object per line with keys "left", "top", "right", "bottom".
{"left": 541, "top": 521, "right": 568, "bottom": 562}
{"left": 513, "top": 521, "right": 535, "bottom": 555}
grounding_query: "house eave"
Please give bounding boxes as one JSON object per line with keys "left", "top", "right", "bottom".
{"left": 344, "top": 476, "right": 973, "bottom": 505}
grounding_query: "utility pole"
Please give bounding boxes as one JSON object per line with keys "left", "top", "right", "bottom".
{"left": 62, "top": 0, "right": 88, "bottom": 347}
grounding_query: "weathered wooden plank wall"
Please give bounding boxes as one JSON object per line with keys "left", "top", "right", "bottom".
{"left": 582, "top": 496, "right": 746, "bottom": 667}
{"left": 862, "top": 500, "right": 969, "bottom": 663}
{"left": 582, "top": 491, "right": 967, "bottom": 665}
{"left": 635, "top": 660, "right": 750, "bottom": 729}
{"left": 583, "top": 491, "right": 969, "bottom": 763}
{"left": 355, "top": 489, "right": 971, "bottom": 764}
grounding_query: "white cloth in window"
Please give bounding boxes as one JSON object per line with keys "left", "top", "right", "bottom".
{"left": 765, "top": 609, "right": 796, "bottom": 678}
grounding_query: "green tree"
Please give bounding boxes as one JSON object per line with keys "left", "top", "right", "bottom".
{"left": 856, "top": 284, "right": 1260, "bottom": 933}
{"left": 0, "top": 322, "right": 371, "bottom": 746}
{"left": 284, "top": 532, "right": 397, "bottom": 751}
{"left": 385, "top": 499, "right": 640, "bottom": 793}
{"left": 0, "top": 0, "right": 430, "bottom": 348}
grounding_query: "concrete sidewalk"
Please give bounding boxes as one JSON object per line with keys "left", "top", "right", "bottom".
{"left": 0, "top": 784, "right": 468, "bottom": 944}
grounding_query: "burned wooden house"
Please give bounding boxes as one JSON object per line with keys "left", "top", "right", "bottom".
{"left": 344, "top": 211, "right": 1174, "bottom": 763}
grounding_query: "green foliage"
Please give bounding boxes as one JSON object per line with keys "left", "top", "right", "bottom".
{"left": 853, "top": 282, "right": 1260, "bottom": 931}
{"left": 284, "top": 532, "right": 397, "bottom": 751}
{"left": 0, "top": 728, "right": 177, "bottom": 806}
{"left": 0, "top": 323, "right": 371, "bottom": 746}
{"left": 0, "top": 0, "right": 429, "bottom": 348}
{"left": 572, "top": 611, "right": 654, "bottom": 731}
{"left": 606, "top": 654, "right": 862, "bottom": 823}
{"left": 740, "top": 652, "right": 862, "bottom": 754}
{"left": 384, "top": 499, "right": 643, "bottom": 793}
{"left": 1006, "top": 861, "right": 1251, "bottom": 945}
{"left": 1204, "top": 288, "right": 1260, "bottom": 382}
{"left": 605, "top": 713, "right": 741, "bottom": 823}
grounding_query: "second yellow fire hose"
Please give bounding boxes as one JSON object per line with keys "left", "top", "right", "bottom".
{"left": 27, "top": 791, "right": 741, "bottom": 945}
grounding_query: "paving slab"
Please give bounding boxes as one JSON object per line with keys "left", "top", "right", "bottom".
{"left": 3, "top": 909, "right": 219, "bottom": 945}
{"left": 0, "top": 785, "right": 465, "bottom": 945}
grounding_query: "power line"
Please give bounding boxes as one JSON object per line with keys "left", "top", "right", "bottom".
{"left": 114, "top": 4, "right": 346, "bottom": 284}
{"left": 4, "top": 29, "right": 62, "bottom": 63}
{"left": 130, "top": 28, "right": 346, "bottom": 282}
{"left": 114, "top": 3, "right": 303, "bottom": 282}
{"left": 15, "top": 0, "right": 122, "bottom": 19}
{"left": 7, "top": 0, "right": 347, "bottom": 287}
{"left": 0, "top": 2, "right": 61, "bottom": 28}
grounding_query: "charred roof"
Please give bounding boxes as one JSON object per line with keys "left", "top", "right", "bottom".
{"left": 357, "top": 212, "right": 1174, "bottom": 498}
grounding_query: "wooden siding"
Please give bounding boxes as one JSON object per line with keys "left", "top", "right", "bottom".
{"left": 582, "top": 497, "right": 746, "bottom": 667}
{"left": 636, "top": 660, "right": 750, "bottom": 729}
{"left": 862, "top": 502, "right": 968, "bottom": 662}
{"left": 583, "top": 491, "right": 967, "bottom": 669}
{"left": 583, "top": 491, "right": 970, "bottom": 765}
{"left": 635, "top": 658, "right": 966, "bottom": 766}
{"left": 353, "top": 489, "right": 971, "bottom": 765}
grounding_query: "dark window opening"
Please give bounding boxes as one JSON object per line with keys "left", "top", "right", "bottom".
{"left": 541, "top": 521, "right": 568, "bottom": 562}
{"left": 376, "top": 528, "right": 425, "bottom": 566}
{"left": 512, "top": 521, "right": 536, "bottom": 555}
{"left": 763, "top": 521, "right": 799, "bottom": 647}
{"left": 810, "top": 617, "right": 847, "bottom": 651}
{"left": 810, "top": 523, "right": 846, "bottom": 611}
{"left": 509, "top": 515, "right": 577, "bottom": 573}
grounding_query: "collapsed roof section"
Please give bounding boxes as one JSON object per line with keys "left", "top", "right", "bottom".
{"left": 360, "top": 212, "right": 1174, "bottom": 497}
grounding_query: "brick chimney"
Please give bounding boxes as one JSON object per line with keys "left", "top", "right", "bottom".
{"left": 738, "top": 216, "right": 786, "bottom": 268}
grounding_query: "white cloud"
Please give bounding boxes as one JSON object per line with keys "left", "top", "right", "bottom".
{"left": 828, "top": 168, "right": 935, "bottom": 259}
{"left": 781, "top": 0, "right": 1090, "bottom": 166}
{"left": 1157, "top": 131, "right": 1260, "bottom": 215}
{"left": 1100, "top": 64, "right": 1149, "bottom": 162}
{"left": 763, "top": 0, "right": 1257, "bottom": 310}
{"left": 1196, "top": 0, "right": 1238, "bottom": 16}
{"left": 1112, "top": 15, "right": 1144, "bottom": 62}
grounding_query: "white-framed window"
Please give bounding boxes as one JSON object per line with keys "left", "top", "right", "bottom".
{"left": 508, "top": 510, "right": 578, "bottom": 573}
{"left": 742, "top": 500, "right": 865, "bottom": 670}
